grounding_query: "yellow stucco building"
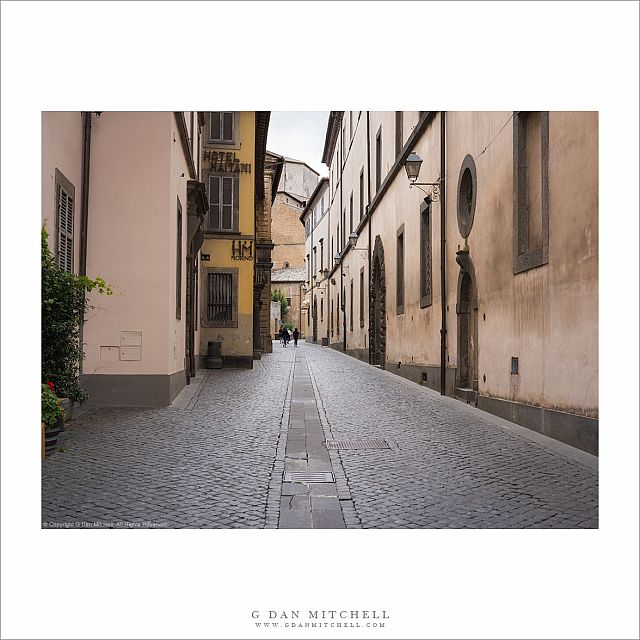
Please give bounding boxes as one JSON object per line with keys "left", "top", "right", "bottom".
{"left": 199, "top": 111, "right": 270, "bottom": 368}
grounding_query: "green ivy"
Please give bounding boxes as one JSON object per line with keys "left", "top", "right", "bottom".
{"left": 271, "top": 289, "right": 289, "bottom": 318}
{"left": 41, "top": 225, "right": 112, "bottom": 402}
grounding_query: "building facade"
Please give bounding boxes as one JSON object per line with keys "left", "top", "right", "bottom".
{"left": 270, "top": 156, "right": 319, "bottom": 271}
{"left": 42, "top": 111, "right": 208, "bottom": 406}
{"left": 42, "top": 110, "right": 273, "bottom": 406}
{"left": 198, "top": 111, "right": 271, "bottom": 368}
{"left": 321, "top": 111, "right": 598, "bottom": 454}
{"left": 271, "top": 266, "right": 306, "bottom": 335}
{"left": 254, "top": 151, "right": 283, "bottom": 354}
{"left": 300, "top": 178, "right": 330, "bottom": 343}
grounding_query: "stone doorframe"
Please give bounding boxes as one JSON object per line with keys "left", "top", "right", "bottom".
{"left": 455, "top": 248, "right": 479, "bottom": 391}
{"left": 369, "top": 235, "right": 386, "bottom": 368}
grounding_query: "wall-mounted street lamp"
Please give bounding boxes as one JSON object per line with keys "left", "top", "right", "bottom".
{"left": 404, "top": 151, "right": 440, "bottom": 202}
{"left": 320, "top": 268, "right": 330, "bottom": 280}
{"left": 348, "top": 232, "right": 369, "bottom": 257}
{"left": 334, "top": 253, "right": 341, "bottom": 266}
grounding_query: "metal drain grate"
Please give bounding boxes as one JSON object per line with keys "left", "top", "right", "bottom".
{"left": 326, "top": 438, "right": 391, "bottom": 450}
{"left": 283, "top": 471, "right": 335, "bottom": 483}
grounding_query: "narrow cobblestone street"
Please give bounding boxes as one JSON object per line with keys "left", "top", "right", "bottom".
{"left": 42, "top": 341, "right": 598, "bottom": 529}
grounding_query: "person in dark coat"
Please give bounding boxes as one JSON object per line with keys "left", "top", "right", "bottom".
{"left": 293, "top": 328, "right": 300, "bottom": 347}
{"left": 279, "top": 326, "right": 287, "bottom": 346}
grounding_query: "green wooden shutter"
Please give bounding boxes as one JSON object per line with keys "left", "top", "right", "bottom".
{"left": 221, "top": 176, "right": 233, "bottom": 231}
{"left": 222, "top": 112, "right": 234, "bottom": 142}
{"left": 210, "top": 112, "right": 221, "bottom": 142}
{"left": 57, "top": 186, "right": 74, "bottom": 272}
{"left": 209, "top": 175, "right": 220, "bottom": 230}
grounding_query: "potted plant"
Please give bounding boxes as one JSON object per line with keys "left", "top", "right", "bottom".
{"left": 42, "top": 382, "right": 64, "bottom": 458}
{"left": 45, "top": 381, "right": 72, "bottom": 431}
{"left": 41, "top": 225, "right": 112, "bottom": 411}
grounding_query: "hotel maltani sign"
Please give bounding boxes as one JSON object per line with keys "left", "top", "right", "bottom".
{"left": 204, "top": 150, "right": 251, "bottom": 173}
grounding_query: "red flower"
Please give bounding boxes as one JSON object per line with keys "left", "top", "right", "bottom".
{"left": 47, "top": 382, "right": 55, "bottom": 391}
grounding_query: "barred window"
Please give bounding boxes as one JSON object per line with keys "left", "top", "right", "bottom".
{"left": 396, "top": 225, "right": 405, "bottom": 314}
{"left": 360, "top": 267, "right": 365, "bottom": 327}
{"left": 208, "top": 273, "right": 232, "bottom": 322}
{"left": 420, "top": 200, "right": 432, "bottom": 307}
{"left": 203, "top": 269, "right": 238, "bottom": 328}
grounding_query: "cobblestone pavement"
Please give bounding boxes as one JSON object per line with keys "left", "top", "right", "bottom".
{"left": 42, "top": 346, "right": 295, "bottom": 529}
{"left": 42, "top": 340, "right": 598, "bottom": 529}
{"left": 304, "top": 343, "right": 598, "bottom": 529}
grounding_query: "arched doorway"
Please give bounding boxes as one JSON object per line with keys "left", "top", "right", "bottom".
{"left": 369, "top": 235, "right": 386, "bottom": 368}
{"left": 312, "top": 295, "right": 318, "bottom": 343}
{"left": 455, "top": 248, "right": 479, "bottom": 395}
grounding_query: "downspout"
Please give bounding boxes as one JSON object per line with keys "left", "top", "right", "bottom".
{"left": 439, "top": 111, "right": 447, "bottom": 395}
{"left": 340, "top": 126, "right": 345, "bottom": 352}
{"left": 366, "top": 111, "right": 372, "bottom": 356}
{"left": 79, "top": 111, "right": 93, "bottom": 374}
{"left": 326, "top": 185, "right": 331, "bottom": 344}
{"left": 310, "top": 208, "right": 313, "bottom": 339}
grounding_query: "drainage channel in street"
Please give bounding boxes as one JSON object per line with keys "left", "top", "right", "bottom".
{"left": 277, "top": 351, "right": 347, "bottom": 529}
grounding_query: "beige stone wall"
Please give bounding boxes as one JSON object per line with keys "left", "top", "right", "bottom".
{"left": 302, "top": 182, "right": 330, "bottom": 342}
{"left": 327, "top": 111, "right": 598, "bottom": 419}
{"left": 41, "top": 112, "right": 83, "bottom": 267}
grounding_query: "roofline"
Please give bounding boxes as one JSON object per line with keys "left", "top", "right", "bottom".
{"left": 275, "top": 190, "right": 306, "bottom": 205}
{"left": 282, "top": 158, "right": 320, "bottom": 176}
{"left": 265, "top": 151, "right": 284, "bottom": 204}
{"left": 299, "top": 177, "right": 329, "bottom": 222}
{"left": 266, "top": 151, "right": 320, "bottom": 178}
{"left": 254, "top": 112, "right": 271, "bottom": 200}
{"left": 321, "top": 111, "right": 344, "bottom": 166}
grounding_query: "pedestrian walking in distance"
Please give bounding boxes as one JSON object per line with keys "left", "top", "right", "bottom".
{"left": 293, "top": 328, "right": 299, "bottom": 347}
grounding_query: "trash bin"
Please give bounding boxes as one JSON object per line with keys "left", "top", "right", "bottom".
{"left": 205, "top": 341, "right": 223, "bottom": 369}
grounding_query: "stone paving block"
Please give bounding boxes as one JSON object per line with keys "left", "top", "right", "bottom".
{"left": 281, "top": 483, "right": 310, "bottom": 496}
{"left": 279, "top": 507, "right": 313, "bottom": 529}
{"left": 311, "top": 496, "right": 341, "bottom": 511}
{"left": 284, "top": 459, "right": 309, "bottom": 472}
{"left": 312, "top": 509, "right": 346, "bottom": 529}
{"left": 309, "top": 483, "right": 338, "bottom": 497}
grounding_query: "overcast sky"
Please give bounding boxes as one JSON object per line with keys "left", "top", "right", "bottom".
{"left": 267, "top": 111, "right": 329, "bottom": 176}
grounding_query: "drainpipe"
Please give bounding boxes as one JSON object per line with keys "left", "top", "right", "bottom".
{"left": 79, "top": 112, "right": 92, "bottom": 276}
{"left": 439, "top": 111, "right": 447, "bottom": 395}
{"left": 78, "top": 111, "right": 93, "bottom": 374}
{"left": 366, "top": 111, "right": 372, "bottom": 357}
{"left": 340, "top": 124, "right": 345, "bottom": 353}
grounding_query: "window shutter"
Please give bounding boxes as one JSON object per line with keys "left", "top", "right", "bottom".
{"left": 210, "top": 112, "right": 221, "bottom": 141}
{"left": 209, "top": 176, "right": 220, "bottom": 230}
{"left": 222, "top": 112, "right": 234, "bottom": 142}
{"left": 221, "top": 176, "right": 233, "bottom": 230}
{"left": 57, "top": 186, "right": 74, "bottom": 272}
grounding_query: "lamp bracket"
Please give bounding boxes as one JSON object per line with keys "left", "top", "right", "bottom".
{"left": 410, "top": 182, "right": 440, "bottom": 202}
